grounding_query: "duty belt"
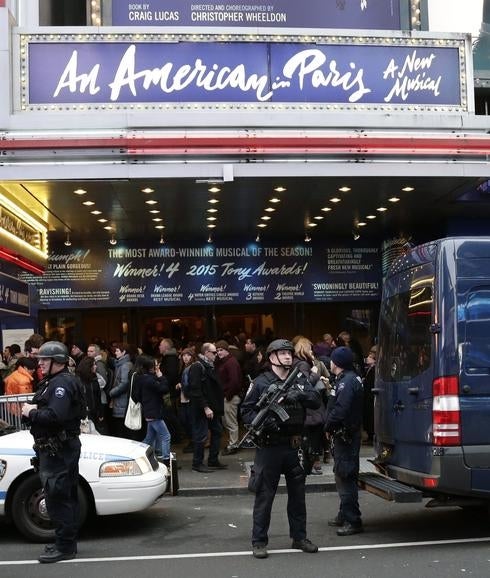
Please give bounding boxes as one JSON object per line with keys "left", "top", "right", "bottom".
{"left": 263, "top": 433, "right": 302, "bottom": 448}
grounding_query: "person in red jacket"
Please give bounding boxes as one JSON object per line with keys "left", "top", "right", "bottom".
{"left": 215, "top": 339, "right": 244, "bottom": 455}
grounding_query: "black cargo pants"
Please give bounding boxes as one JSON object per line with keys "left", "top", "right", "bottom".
{"left": 38, "top": 437, "right": 81, "bottom": 553}
{"left": 250, "top": 443, "right": 306, "bottom": 545}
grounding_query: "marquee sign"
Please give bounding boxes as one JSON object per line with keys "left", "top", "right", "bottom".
{"left": 22, "top": 34, "right": 468, "bottom": 112}
{"left": 111, "top": 0, "right": 402, "bottom": 30}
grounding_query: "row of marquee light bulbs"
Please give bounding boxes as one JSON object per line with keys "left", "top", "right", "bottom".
{"left": 62, "top": 184, "right": 415, "bottom": 247}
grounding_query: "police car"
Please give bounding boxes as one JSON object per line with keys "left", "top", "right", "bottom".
{"left": 0, "top": 429, "right": 169, "bottom": 541}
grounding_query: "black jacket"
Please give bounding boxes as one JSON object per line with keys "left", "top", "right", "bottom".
{"left": 241, "top": 369, "right": 320, "bottom": 437}
{"left": 133, "top": 373, "right": 169, "bottom": 420}
{"left": 28, "top": 369, "right": 84, "bottom": 438}
{"left": 188, "top": 358, "right": 224, "bottom": 416}
{"left": 325, "top": 369, "right": 363, "bottom": 434}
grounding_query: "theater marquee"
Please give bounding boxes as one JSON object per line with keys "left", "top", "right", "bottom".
{"left": 21, "top": 33, "right": 470, "bottom": 113}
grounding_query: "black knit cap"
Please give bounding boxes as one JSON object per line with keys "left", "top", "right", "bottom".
{"left": 330, "top": 346, "right": 354, "bottom": 369}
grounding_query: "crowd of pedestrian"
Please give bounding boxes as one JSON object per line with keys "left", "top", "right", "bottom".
{"left": 2, "top": 327, "right": 379, "bottom": 561}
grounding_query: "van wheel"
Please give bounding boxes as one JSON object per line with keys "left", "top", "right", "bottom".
{"left": 11, "top": 474, "right": 88, "bottom": 542}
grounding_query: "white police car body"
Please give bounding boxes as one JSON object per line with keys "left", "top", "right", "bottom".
{"left": 0, "top": 430, "right": 169, "bottom": 541}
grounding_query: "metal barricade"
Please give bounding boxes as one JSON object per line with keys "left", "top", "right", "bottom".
{"left": 0, "top": 394, "right": 34, "bottom": 431}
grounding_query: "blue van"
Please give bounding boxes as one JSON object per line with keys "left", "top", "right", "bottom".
{"left": 368, "top": 237, "right": 490, "bottom": 506}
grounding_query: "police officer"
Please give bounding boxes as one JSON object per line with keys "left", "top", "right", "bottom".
{"left": 325, "top": 346, "right": 364, "bottom": 536}
{"left": 21, "top": 341, "right": 84, "bottom": 563}
{"left": 241, "top": 339, "right": 321, "bottom": 559}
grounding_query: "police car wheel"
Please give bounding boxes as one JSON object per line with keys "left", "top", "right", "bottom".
{"left": 11, "top": 474, "right": 89, "bottom": 542}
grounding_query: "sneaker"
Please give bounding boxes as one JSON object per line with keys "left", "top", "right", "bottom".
{"left": 336, "top": 522, "right": 364, "bottom": 536}
{"left": 291, "top": 538, "right": 318, "bottom": 553}
{"left": 207, "top": 460, "right": 228, "bottom": 469}
{"left": 252, "top": 543, "right": 268, "bottom": 559}
{"left": 222, "top": 446, "right": 238, "bottom": 456}
{"left": 327, "top": 516, "right": 344, "bottom": 527}
{"left": 310, "top": 467, "right": 323, "bottom": 475}
{"left": 38, "top": 549, "right": 77, "bottom": 563}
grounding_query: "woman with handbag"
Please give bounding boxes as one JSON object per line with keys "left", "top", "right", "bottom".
{"left": 108, "top": 343, "right": 134, "bottom": 438}
{"left": 76, "top": 356, "right": 104, "bottom": 434}
{"left": 133, "top": 354, "right": 172, "bottom": 464}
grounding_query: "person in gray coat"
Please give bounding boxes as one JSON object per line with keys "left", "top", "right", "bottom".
{"left": 109, "top": 342, "right": 134, "bottom": 437}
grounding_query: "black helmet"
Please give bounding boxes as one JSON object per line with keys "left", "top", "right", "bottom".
{"left": 36, "top": 341, "right": 69, "bottom": 364}
{"left": 266, "top": 339, "right": 294, "bottom": 357}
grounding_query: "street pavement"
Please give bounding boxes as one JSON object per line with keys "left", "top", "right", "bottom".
{"left": 172, "top": 440, "right": 377, "bottom": 496}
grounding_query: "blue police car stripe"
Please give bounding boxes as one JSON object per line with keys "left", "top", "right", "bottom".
{"left": 0, "top": 491, "right": 6, "bottom": 499}
{"left": 0, "top": 448, "right": 35, "bottom": 456}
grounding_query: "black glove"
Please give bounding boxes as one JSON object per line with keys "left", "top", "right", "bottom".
{"left": 285, "top": 388, "right": 305, "bottom": 403}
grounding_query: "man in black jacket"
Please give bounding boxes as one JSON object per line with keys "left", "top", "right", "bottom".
{"left": 241, "top": 339, "right": 321, "bottom": 559}
{"left": 21, "top": 341, "right": 84, "bottom": 563}
{"left": 325, "top": 346, "right": 364, "bottom": 536}
{"left": 188, "top": 342, "right": 227, "bottom": 473}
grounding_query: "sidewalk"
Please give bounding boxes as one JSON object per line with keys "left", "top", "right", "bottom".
{"left": 172, "top": 442, "right": 377, "bottom": 497}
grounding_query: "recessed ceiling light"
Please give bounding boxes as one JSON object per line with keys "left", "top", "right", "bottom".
{"left": 98, "top": 218, "right": 108, "bottom": 223}
{"left": 321, "top": 207, "right": 332, "bottom": 212}
{"left": 149, "top": 209, "right": 160, "bottom": 214}
{"left": 402, "top": 186, "right": 414, "bottom": 192}
{"left": 269, "top": 197, "right": 281, "bottom": 203}
{"left": 207, "top": 208, "right": 218, "bottom": 213}
{"left": 307, "top": 222, "right": 318, "bottom": 227}
{"left": 141, "top": 187, "right": 154, "bottom": 193}
{"left": 207, "top": 216, "right": 217, "bottom": 221}
{"left": 274, "top": 186, "right": 286, "bottom": 192}
{"left": 264, "top": 207, "right": 275, "bottom": 212}
{"left": 330, "top": 197, "right": 341, "bottom": 203}
{"left": 103, "top": 226, "right": 113, "bottom": 230}
{"left": 314, "top": 215, "right": 324, "bottom": 220}
{"left": 376, "top": 207, "right": 388, "bottom": 212}
{"left": 152, "top": 218, "right": 163, "bottom": 222}
{"left": 207, "top": 224, "right": 216, "bottom": 229}
{"left": 366, "top": 215, "right": 377, "bottom": 220}
{"left": 208, "top": 186, "right": 221, "bottom": 193}
{"left": 155, "top": 225, "right": 165, "bottom": 229}
{"left": 260, "top": 216, "right": 271, "bottom": 221}
{"left": 338, "top": 186, "right": 351, "bottom": 192}
{"left": 90, "top": 210, "right": 102, "bottom": 215}
{"left": 82, "top": 200, "right": 95, "bottom": 206}
{"left": 145, "top": 200, "right": 158, "bottom": 205}
{"left": 388, "top": 197, "right": 400, "bottom": 203}
{"left": 257, "top": 223, "right": 267, "bottom": 228}
{"left": 208, "top": 198, "right": 219, "bottom": 204}
{"left": 358, "top": 222, "right": 367, "bottom": 227}
{"left": 73, "top": 189, "right": 87, "bottom": 195}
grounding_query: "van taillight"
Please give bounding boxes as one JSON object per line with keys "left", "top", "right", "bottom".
{"left": 432, "top": 376, "right": 461, "bottom": 446}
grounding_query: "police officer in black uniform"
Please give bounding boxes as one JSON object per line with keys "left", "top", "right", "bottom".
{"left": 325, "top": 346, "right": 364, "bottom": 536}
{"left": 241, "top": 339, "right": 321, "bottom": 559}
{"left": 21, "top": 341, "right": 84, "bottom": 563}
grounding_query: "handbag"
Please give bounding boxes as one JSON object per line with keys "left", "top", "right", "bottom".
{"left": 124, "top": 374, "right": 142, "bottom": 430}
{"left": 80, "top": 417, "right": 100, "bottom": 435}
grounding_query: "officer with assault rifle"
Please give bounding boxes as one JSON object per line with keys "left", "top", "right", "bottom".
{"left": 240, "top": 339, "right": 321, "bottom": 559}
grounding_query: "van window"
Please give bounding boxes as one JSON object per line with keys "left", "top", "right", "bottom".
{"left": 378, "top": 271, "right": 433, "bottom": 382}
{"left": 464, "top": 288, "right": 490, "bottom": 374}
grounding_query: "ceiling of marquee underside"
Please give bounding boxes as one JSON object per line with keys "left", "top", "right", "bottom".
{"left": 1, "top": 175, "right": 488, "bottom": 247}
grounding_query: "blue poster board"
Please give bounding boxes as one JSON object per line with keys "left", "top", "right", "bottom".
{"left": 18, "top": 241, "right": 381, "bottom": 309}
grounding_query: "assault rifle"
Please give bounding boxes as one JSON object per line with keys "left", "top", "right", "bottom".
{"left": 238, "top": 366, "right": 301, "bottom": 448}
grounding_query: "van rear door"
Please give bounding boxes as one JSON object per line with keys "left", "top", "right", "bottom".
{"left": 376, "top": 262, "right": 434, "bottom": 473}
{"left": 459, "top": 282, "right": 490, "bottom": 470}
